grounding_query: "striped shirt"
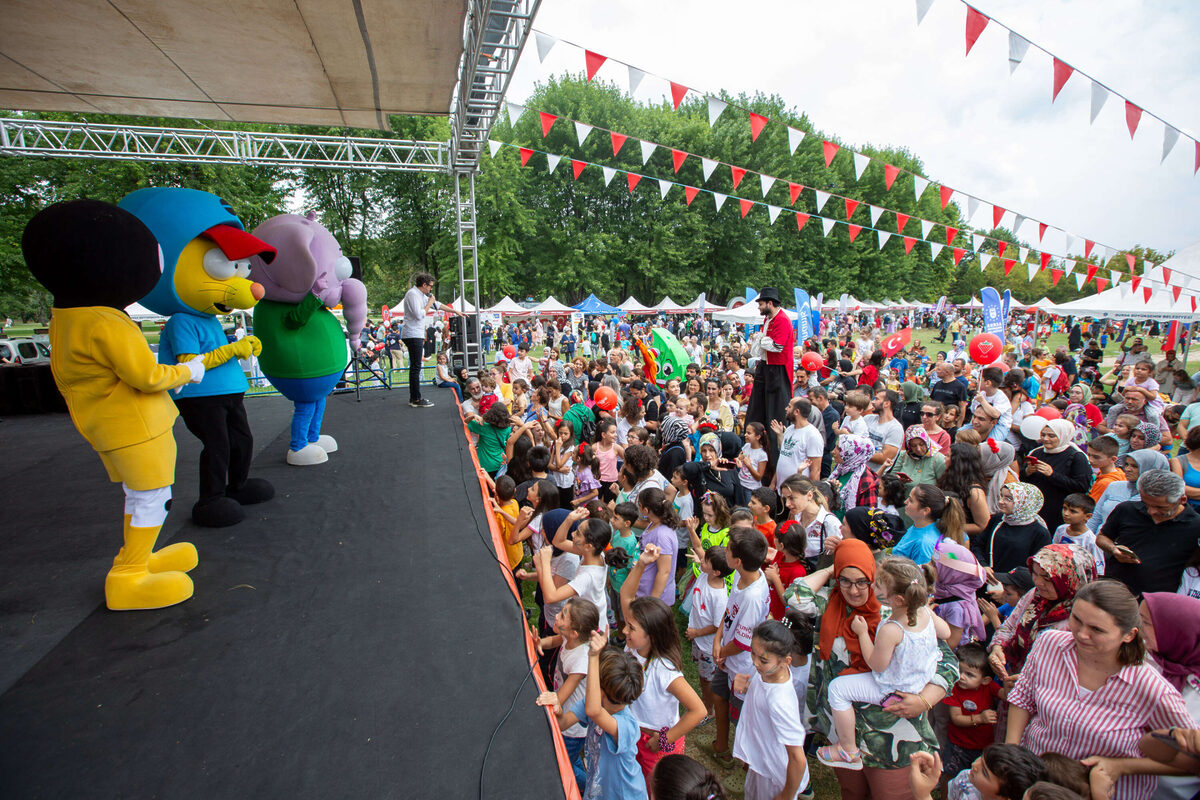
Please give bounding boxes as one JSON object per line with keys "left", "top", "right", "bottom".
{"left": 1008, "top": 630, "right": 1192, "bottom": 800}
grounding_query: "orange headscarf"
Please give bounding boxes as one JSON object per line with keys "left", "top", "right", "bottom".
{"left": 818, "top": 539, "right": 882, "bottom": 674}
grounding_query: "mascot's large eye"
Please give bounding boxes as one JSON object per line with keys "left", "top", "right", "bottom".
{"left": 233, "top": 260, "right": 252, "bottom": 279}
{"left": 661, "top": 363, "right": 674, "bottom": 377}
{"left": 333, "top": 256, "right": 352, "bottom": 282}
{"left": 202, "top": 248, "right": 238, "bottom": 280}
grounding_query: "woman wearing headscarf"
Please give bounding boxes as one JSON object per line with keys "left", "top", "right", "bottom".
{"left": 656, "top": 414, "right": 691, "bottom": 480}
{"left": 785, "top": 539, "right": 958, "bottom": 800}
{"left": 840, "top": 506, "right": 904, "bottom": 553}
{"left": 1129, "top": 420, "right": 1163, "bottom": 453}
{"left": 898, "top": 380, "right": 929, "bottom": 429}
{"left": 978, "top": 438, "right": 1017, "bottom": 512}
{"left": 885, "top": 426, "right": 946, "bottom": 501}
{"left": 988, "top": 543, "right": 1096, "bottom": 680}
{"left": 1021, "top": 417, "right": 1092, "bottom": 532}
{"left": 931, "top": 539, "right": 987, "bottom": 646}
{"left": 1087, "top": 449, "right": 1170, "bottom": 534}
{"left": 829, "top": 434, "right": 879, "bottom": 514}
{"left": 1140, "top": 592, "right": 1200, "bottom": 800}
{"left": 1066, "top": 383, "right": 1104, "bottom": 435}
{"left": 696, "top": 432, "right": 736, "bottom": 506}
{"left": 972, "top": 482, "right": 1051, "bottom": 577}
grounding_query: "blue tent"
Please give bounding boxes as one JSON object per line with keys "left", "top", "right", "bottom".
{"left": 573, "top": 293, "right": 624, "bottom": 315}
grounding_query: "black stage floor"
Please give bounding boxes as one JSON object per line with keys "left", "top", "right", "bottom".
{"left": 0, "top": 389, "right": 565, "bottom": 800}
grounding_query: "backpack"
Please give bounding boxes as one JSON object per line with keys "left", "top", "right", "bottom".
{"left": 1048, "top": 368, "right": 1070, "bottom": 396}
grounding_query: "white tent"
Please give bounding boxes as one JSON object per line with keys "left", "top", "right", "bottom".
{"left": 484, "top": 296, "right": 531, "bottom": 316}
{"left": 712, "top": 297, "right": 798, "bottom": 323}
{"left": 680, "top": 293, "right": 725, "bottom": 313}
{"left": 652, "top": 296, "right": 687, "bottom": 313}
{"left": 1024, "top": 297, "right": 1059, "bottom": 313}
{"left": 529, "top": 296, "right": 576, "bottom": 315}
{"left": 618, "top": 296, "right": 653, "bottom": 313}
{"left": 1047, "top": 279, "right": 1200, "bottom": 322}
{"left": 958, "top": 296, "right": 984, "bottom": 310}
{"left": 447, "top": 296, "right": 476, "bottom": 313}
{"left": 124, "top": 302, "right": 167, "bottom": 321}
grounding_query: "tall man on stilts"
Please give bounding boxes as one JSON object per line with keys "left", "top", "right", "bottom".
{"left": 745, "top": 287, "right": 795, "bottom": 431}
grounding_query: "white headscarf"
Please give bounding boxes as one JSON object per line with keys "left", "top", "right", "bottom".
{"left": 1038, "top": 418, "right": 1079, "bottom": 454}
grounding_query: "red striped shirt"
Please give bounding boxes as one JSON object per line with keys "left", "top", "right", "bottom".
{"left": 1008, "top": 630, "right": 1192, "bottom": 800}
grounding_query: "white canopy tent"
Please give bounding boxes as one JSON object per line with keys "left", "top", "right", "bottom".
{"left": 712, "top": 297, "right": 798, "bottom": 324}
{"left": 447, "top": 296, "right": 476, "bottom": 313}
{"left": 124, "top": 302, "right": 167, "bottom": 322}
{"left": 1049, "top": 281, "right": 1200, "bottom": 322}
{"left": 680, "top": 294, "right": 725, "bottom": 313}
{"left": 484, "top": 296, "right": 532, "bottom": 316}
{"left": 618, "top": 296, "right": 653, "bottom": 313}
{"left": 529, "top": 296, "right": 576, "bottom": 316}
{"left": 651, "top": 297, "right": 687, "bottom": 313}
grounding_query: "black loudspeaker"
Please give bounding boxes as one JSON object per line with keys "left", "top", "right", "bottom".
{"left": 450, "top": 313, "right": 481, "bottom": 370}
{"left": 347, "top": 256, "right": 362, "bottom": 281}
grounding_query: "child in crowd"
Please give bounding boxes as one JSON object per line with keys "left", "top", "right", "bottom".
{"left": 626, "top": 426, "right": 650, "bottom": 447}
{"left": 596, "top": 420, "right": 625, "bottom": 496}
{"left": 836, "top": 392, "right": 870, "bottom": 438}
{"left": 1051, "top": 493, "right": 1104, "bottom": 575}
{"left": 1085, "top": 436, "right": 1121, "bottom": 503}
{"left": 878, "top": 474, "right": 908, "bottom": 517}
{"left": 709, "top": 528, "right": 772, "bottom": 765}
{"left": 685, "top": 492, "right": 732, "bottom": 584}
{"left": 729, "top": 620, "right": 811, "bottom": 800}
{"left": 893, "top": 485, "right": 966, "bottom": 565}
{"left": 943, "top": 744, "right": 1047, "bottom": 800}
{"left": 685, "top": 545, "right": 733, "bottom": 723}
{"left": 538, "top": 633, "right": 647, "bottom": 799}
{"left": 943, "top": 643, "right": 1003, "bottom": 780}
{"left": 540, "top": 508, "right": 629, "bottom": 631}
{"left": 608, "top": 503, "right": 641, "bottom": 633}
{"left": 636, "top": 488, "right": 680, "bottom": 605}
{"left": 818, "top": 557, "right": 952, "bottom": 770}
{"left": 619, "top": 544, "right": 707, "bottom": 783}
{"left": 510, "top": 378, "right": 530, "bottom": 417}
{"left": 550, "top": 421, "right": 576, "bottom": 508}
{"left": 737, "top": 422, "right": 771, "bottom": 502}
{"left": 1103, "top": 413, "right": 1140, "bottom": 458}
{"left": 779, "top": 475, "right": 840, "bottom": 568}
{"left": 764, "top": 522, "right": 808, "bottom": 621}
{"left": 536, "top": 597, "right": 601, "bottom": 789}
{"left": 574, "top": 444, "right": 601, "bottom": 507}
{"left": 784, "top": 610, "right": 814, "bottom": 727}
{"left": 747, "top": 487, "right": 778, "bottom": 549}
{"left": 489, "top": 475, "right": 523, "bottom": 571}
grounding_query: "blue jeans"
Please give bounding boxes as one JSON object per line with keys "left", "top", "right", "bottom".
{"left": 563, "top": 734, "right": 587, "bottom": 791}
{"left": 435, "top": 380, "right": 461, "bottom": 401}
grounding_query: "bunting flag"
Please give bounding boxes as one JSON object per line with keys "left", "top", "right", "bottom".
{"left": 1026, "top": 262, "right": 1039, "bottom": 281}
{"left": 845, "top": 198, "right": 860, "bottom": 219}
{"left": 574, "top": 121, "right": 592, "bottom": 145}
{"left": 920, "top": 219, "right": 934, "bottom": 240}
{"left": 539, "top": 112, "right": 557, "bottom": 137}
{"left": 487, "top": 139, "right": 502, "bottom": 157}
{"left": 602, "top": 166, "right": 616, "bottom": 185}
{"left": 684, "top": 185, "right": 699, "bottom": 205}
{"left": 610, "top": 132, "right": 627, "bottom": 156}
{"left": 1163, "top": 126, "right": 1181, "bottom": 163}
{"left": 519, "top": 147, "right": 533, "bottom": 166}
{"left": 739, "top": 198, "right": 753, "bottom": 218}
{"left": 848, "top": 224, "right": 863, "bottom": 242}
{"left": 1008, "top": 32, "right": 1030, "bottom": 73}
{"left": 965, "top": 7, "right": 989, "bottom": 56}
{"left": 672, "top": 149, "right": 688, "bottom": 172}
{"left": 788, "top": 182, "right": 803, "bottom": 204}
{"left": 870, "top": 205, "right": 884, "bottom": 226}
{"left": 572, "top": 159, "right": 586, "bottom": 179}
{"left": 979, "top": 253, "right": 995, "bottom": 271}
{"left": 730, "top": 166, "right": 747, "bottom": 188}
{"left": 884, "top": 164, "right": 900, "bottom": 190}
{"left": 787, "top": 126, "right": 805, "bottom": 154}
{"left": 878, "top": 230, "right": 892, "bottom": 249}
{"left": 658, "top": 179, "right": 672, "bottom": 200}
{"left": 628, "top": 66, "right": 645, "bottom": 94}
{"left": 547, "top": 153, "right": 562, "bottom": 172}
{"left": 945, "top": 226, "right": 958, "bottom": 245}
{"left": 814, "top": 189, "right": 831, "bottom": 211}
{"left": 1040, "top": 251, "right": 1051, "bottom": 270}
{"left": 534, "top": 32, "right": 557, "bottom": 63}
{"left": 584, "top": 50, "right": 607, "bottom": 81}
{"left": 749, "top": 112, "right": 769, "bottom": 141}
{"left": 768, "top": 204, "right": 783, "bottom": 224}
{"left": 702, "top": 158, "right": 717, "bottom": 181}
{"left": 939, "top": 185, "right": 954, "bottom": 209}
{"left": 1074, "top": 273, "right": 1086, "bottom": 290}
{"left": 1090, "top": 82, "right": 1108, "bottom": 124}
{"left": 997, "top": 241, "right": 1008, "bottom": 258}
{"left": 913, "top": 175, "right": 930, "bottom": 201}
{"left": 760, "top": 174, "right": 776, "bottom": 197}
{"left": 1095, "top": 277, "right": 1109, "bottom": 292}
{"left": 1085, "top": 264, "right": 1098, "bottom": 285}
{"left": 670, "top": 82, "right": 689, "bottom": 110}
{"left": 853, "top": 152, "right": 871, "bottom": 180}
{"left": 1051, "top": 268, "right": 1063, "bottom": 286}
{"left": 822, "top": 141, "right": 840, "bottom": 167}
{"left": 708, "top": 96, "right": 728, "bottom": 126}
{"left": 507, "top": 101, "right": 526, "bottom": 122}
{"left": 1003, "top": 258, "right": 1016, "bottom": 276}
{"left": 896, "top": 212, "right": 910, "bottom": 232}
{"left": 1038, "top": 222, "right": 1048, "bottom": 242}
{"left": 627, "top": 172, "right": 642, "bottom": 192}
{"left": 640, "top": 140, "right": 657, "bottom": 164}
{"left": 915, "top": 0, "right": 935, "bottom": 25}
{"left": 796, "top": 212, "right": 810, "bottom": 231}
{"left": 952, "top": 247, "right": 966, "bottom": 265}
{"left": 1125, "top": 101, "right": 1143, "bottom": 139}
{"left": 822, "top": 217, "right": 837, "bottom": 237}
{"left": 930, "top": 242, "right": 945, "bottom": 261}
{"left": 713, "top": 192, "right": 728, "bottom": 211}
{"left": 1052, "top": 58, "right": 1074, "bottom": 102}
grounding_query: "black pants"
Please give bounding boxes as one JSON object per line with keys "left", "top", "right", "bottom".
{"left": 175, "top": 393, "right": 253, "bottom": 503}
{"left": 403, "top": 337, "right": 424, "bottom": 402}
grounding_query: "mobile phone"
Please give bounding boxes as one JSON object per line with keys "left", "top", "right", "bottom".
{"left": 1150, "top": 731, "right": 1200, "bottom": 761}
{"left": 1027, "top": 457, "right": 1040, "bottom": 465}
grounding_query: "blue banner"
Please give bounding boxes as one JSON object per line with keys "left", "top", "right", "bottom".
{"left": 980, "top": 287, "right": 1005, "bottom": 342}
{"left": 794, "top": 288, "right": 813, "bottom": 340}
{"left": 746, "top": 287, "right": 756, "bottom": 302}
{"left": 1002, "top": 289, "right": 1012, "bottom": 325}
{"left": 813, "top": 293, "right": 824, "bottom": 336}
{"left": 935, "top": 295, "right": 946, "bottom": 314}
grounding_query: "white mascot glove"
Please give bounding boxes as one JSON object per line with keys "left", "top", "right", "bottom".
{"left": 185, "top": 355, "right": 206, "bottom": 383}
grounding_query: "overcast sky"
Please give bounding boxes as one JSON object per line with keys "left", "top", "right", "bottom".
{"left": 507, "top": 0, "right": 1200, "bottom": 261}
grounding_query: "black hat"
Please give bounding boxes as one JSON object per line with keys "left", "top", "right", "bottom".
{"left": 996, "top": 566, "right": 1034, "bottom": 595}
{"left": 756, "top": 287, "right": 782, "bottom": 306}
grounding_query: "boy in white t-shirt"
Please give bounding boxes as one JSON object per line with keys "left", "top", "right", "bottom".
{"left": 835, "top": 391, "right": 870, "bottom": 438}
{"left": 709, "top": 528, "right": 772, "bottom": 765}
{"left": 686, "top": 545, "right": 734, "bottom": 721}
{"left": 1052, "top": 493, "right": 1106, "bottom": 575}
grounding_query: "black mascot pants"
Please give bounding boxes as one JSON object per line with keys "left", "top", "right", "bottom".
{"left": 175, "top": 393, "right": 254, "bottom": 503}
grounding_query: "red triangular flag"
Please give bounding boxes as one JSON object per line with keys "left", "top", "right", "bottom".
{"left": 539, "top": 112, "right": 557, "bottom": 137}
{"left": 672, "top": 149, "right": 688, "bottom": 173}
{"left": 1040, "top": 251, "right": 1051, "bottom": 270}
{"left": 788, "top": 182, "right": 803, "bottom": 205}
{"left": 1003, "top": 258, "right": 1016, "bottom": 276}
{"left": 1172, "top": 285, "right": 1182, "bottom": 302}
{"left": 1085, "top": 264, "right": 1098, "bottom": 284}
{"left": 519, "top": 147, "right": 533, "bottom": 166}
{"left": 997, "top": 241, "right": 1008, "bottom": 258}
{"left": 1084, "top": 240, "right": 1095, "bottom": 258}
{"left": 953, "top": 247, "right": 966, "bottom": 265}
{"left": 1163, "top": 267, "right": 1173, "bottom": 286}
{"left": 1095, "top": 277, "right": 1109, "bottom": 292}
{"left": 739, "top": 198, "right": 753, "bottom": 218}
{"left": 1038, "top": 222, "right": 1048, "bottom": 242}
{"left": 823, "top": 141, "right": 840, "bottom": 167}
{"left": 1143, "top": 286, "right": 1153, "bottom": 303}
{"left": 896, "top": 212, "right": 910, "bottom": 233}
{"left": 670, "top": 82, "right": 688, "bottom": 110}
{"left": 965, "top": 7, "right": 989, "bottom": 55}
{"left": 945, "top": 226, "right": 958, "bottom": 245}
{"left": 796, "top": 212, "right": 810, "bottom": 232}
{"left": 1195, "top": 140, "right": 1200, "bottom": 175}
{"left": 684, "top": 186, "right": 699, "bottom": 206}
{"left": 884, "top": 164, "right": 900, "bottom": 190}
{"left": 1052, "top": 58, "right": 1074, "bottom": 102}
{"left": 626, "top": 172, "right": 642, "bottom": 192}
{"left": 1051, "top": 268, "right": 1064, "bottom": 286}
{"left": 904, "top": 236, "right": 916, "bottom": 254}
{"left": 585, "top": 50, "right": 607, "bottom": 82}
{"left": 610, "top": 132, "right": 627, "bottom": 156}
{"left": 1131, "top": 276, "right": 1142, "bottom": 292}
{"left": 730, "top": 166, "right": 747, "bottom": 188}
{"left": 845, "top": 199, "right": 860, "bottom": 219}
{"left": 848, "top": 224, "right": 862, "bottom": 242}
{"left": 749, "top": 113, "right": 769, "bottom": 142}
{"left": 1125, "top": 101, "right": 1143, "bottom": 139}
{"left": 572, "top": 159, "right": 586, "bottom": 179}
{"left": 1192, "top": 297, "right": 1197, "bottom": 313}
{"left": 993, "top": 206, "right": 1005, "bottom": 228}
{"left": 939, "top": 185, "right": 953, "bottom": 209}
{"left": 1125, "top": 253, "right": 1136, "bottom": 271}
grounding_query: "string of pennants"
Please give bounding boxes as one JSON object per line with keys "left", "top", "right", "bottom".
{"left": 487, "top": 136, "right": 1198, "bottom": 311}
{"left": 500, "top": 99, "right": 1181, "bottom": 298}
{"left": 918, "top": 0, "right": 1199, "bottom": 173}
{"left": 526, "top": 29, "right": 1200, "bottom": 295}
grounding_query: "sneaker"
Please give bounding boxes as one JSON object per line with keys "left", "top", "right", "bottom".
{"left": 409, "top": 398, "right": 435, "bottom": 407}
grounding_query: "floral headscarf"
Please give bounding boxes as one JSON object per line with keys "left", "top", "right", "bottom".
{"left": 1133, "top": 420, "right": 1161, "bottom": 451}
{"left": 1142, "top": 592, "right": 1200, "bottom": 692}
{"left": 904, "top": 425, "right": 934, "bottom": 458}
{"left": 933, "top": 539, "right": 987, "bottom": 642}
{"left": 978, "top": 438, "right": 1016, "bottom": 512}
{"left": 659, "top": 415, "right": 689, "bottom": 448}
{"left": 843, "top": 507, "right": 903, "bottom": 551}
{"left": 1003, "top": 543, "right": 1096, "bottom": 672}
{"left": 831, "top": 434, "right": 875, "bottom": 512}
{"left": 1002, "top": 482, "right": 1044, "bottom": 526}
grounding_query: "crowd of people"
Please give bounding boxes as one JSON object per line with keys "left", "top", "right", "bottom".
{"left": 448, "top": 296, "right": 1199, "bottom": 800}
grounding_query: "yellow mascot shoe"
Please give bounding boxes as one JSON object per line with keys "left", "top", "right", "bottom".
{"left": 147, "top": 542, "right": 199, "bottom": 574}
{"left": 106, "top": 523, "right": 194, "bottom": 610}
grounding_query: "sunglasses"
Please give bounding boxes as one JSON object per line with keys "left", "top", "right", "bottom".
{"left": 920, "top": 411, "right": 937, "bottom": 417}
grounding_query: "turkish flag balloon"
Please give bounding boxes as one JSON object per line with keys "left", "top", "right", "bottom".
{"left": 503, "top": 344, "right": 517, "bottom": 359}
{"left": 800, "top": 352, "right": 824, "bottom": 372}
{"left": 967, "top": 333, "right": 1003, "bottom": 365}
{"left": 880, "top": 328, "right": 912, "bottom": 358}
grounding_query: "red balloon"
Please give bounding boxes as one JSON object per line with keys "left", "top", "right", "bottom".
{"left": 800, "top": 352, "right": 823, "bottom": 372}
{"left": 996, "top": 362, "right": 1010, "bottom": 373}
{"left": 594, "top": 385, "right": 619, "bottom": 411}
{"left": 967, "top": 333, "right": 1003, "bottom": 365}
{"left": 502, "top": 344, "right": 517, "bottom": 359}
{"left": 1034, "top": 406, "right": 1061, "bottom": 420}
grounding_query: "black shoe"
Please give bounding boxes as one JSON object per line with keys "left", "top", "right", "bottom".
{"left": 227, "top": 478, "right": 275, "bottom": 506}
{"left": 410, "top": 398, "right": 435, "bottom": 407}
{"left": 192, "top": 496, "right": 245, "bottom": 528}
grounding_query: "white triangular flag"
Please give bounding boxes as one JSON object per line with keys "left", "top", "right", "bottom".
{"left": 1027, "top": 263, "right": 1039, "bottom": 282}
{"left": 1063, "top": 260, "right": 1076, "bottom": 275}
{"left": 822, "top": 217, "right": 837, "bottom": 237}
{"left": 963, "top": 196, "right": 977, "bottom": 220}
{"left": 1146, "top": 260, "right": 1156, "bottom": 271}
{"left": 971, "top": 234, "right": 985, "bottom": 252}
{"left": 1075, "top": 273, "right": 1086, "bottom": 290}
{"left": 702, "top": 158, "right": 718, "bottom": 181}
{"left": 1110, "top": 270, "right": 1122, "bottom": 285}
{"left": 534, "top": 32, "right": 557, "bottom": 63}
{"left": 760, "top": 174, "right": 777, "bottom": 197}
{"left": 930, "top": 242, "right": 944, "bottom": 261}
{"left": 487, "top": 139, "right": 502, "bottom": 158}
{"left": 980, "top": 253, "right": 995, "bottom": 271}
{"left": 787, "top": 126, "right": 806, "bottom": 154}
{"left": 574, "top": 121, "right": 593, "bottom": 145}
{"left": 877, "top": 230, "right": 892, "bottom": 250}
{"left": 1162, "top": 125, "right": 1181, "bottom": 163}
{"left": 920, "top": 219, "right": 934, "bottom": 240}
{"left": 853, "top": 152, "right": 871, "bottom": 180}
{"left": 602, "top": 167, "right": 616, "bottom": 186}
{"left": 870, "top": 205, "right": 884, "bottom": 226}
{"left": 814, "top": 190, "right": 831, "bottom": 210}
{"left": 1099, "top": 245, "right": 1111, "bottom": 263}
{"left": 640, "top": 140, "right": 658, "bottom": 165}
{"left": 713, "top": 192, "right": 728, "bottom": 211}
{"left": 658, "top": 179, "right": 672, "bottom": 200}
{"left": 914, "top": 175, "right": 930, "bottom": 201}
{"left": 1019, "top": 246, "right": 1029, "bottom": 263}
{"left": 768, "top": 205, "right": 783, "bottom": 224}
{"left": 915, "top": 0, "right": 935, "bottom": 25}
{"left": 1090, "top": 81, "right": 1108, "bottom": 124}
{"left": 507, "top": 102, "right": 526, "bottom": 123}
{"left": 1119, "top": 283, "right": 1131, "bottom": 299}
{"left": 1008, "top": 32, "right": 1030, "bottom": 73}
{"left": 1064, "top": 234, "right": 1076, "bottom": 253}
{"left": 628, "top": 66, "right": 646, "bottom": 95}
{"left": 547, "top": 153, "right": 562, "bottom": 172}
{"left": 707, "top": 96, "right": 728, "bottom": 126}
{"left": 1013, "top": 214, "right": 1026, "bottom": 234}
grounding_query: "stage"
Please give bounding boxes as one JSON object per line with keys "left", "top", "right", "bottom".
{"left": 0, "top": 390, "right": 567, "bottom": 799}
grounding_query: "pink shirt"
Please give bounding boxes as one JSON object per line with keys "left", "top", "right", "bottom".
{"left": 1008, "top": 630, "right": 1191, "bottom": 800}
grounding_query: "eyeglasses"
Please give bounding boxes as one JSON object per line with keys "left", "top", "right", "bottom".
{"left": 836, "top": 577, "right": 872, "bottom": 590}
{"left": 920, "top": 411, "right": 937, "bottom": 417}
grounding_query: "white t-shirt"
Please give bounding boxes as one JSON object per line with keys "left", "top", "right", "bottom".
{"left": 790, "top": 661, "right": 811, "bottom": 726}
{"left": 1052, "top": 525, "right": 1106, "bottom": 576}
{"left": 842, "top": 415, "right": 869, "bottom": 437}
{"left": 1009, "top": 400, "right": 1035, "bottom": 447}
{"left": 627, "top": 650, "right": 684, "bottom": 730}
{"left": 544, "top": 552, "right": 580, "bottom": 623}
{"left": 775, "top": 425, "right": 823, "bottom": 485}
{"left": 1179, "top": 567, "right": 1200, "bottom": 600}
{"left": 802, "top": 509, "right": 841, "bottom": 559}
{"left": 508, "top": 356, "right": 533, "bottom": 383}
{"left": 738, "top": 444, "right": 770, "bottom": 490}
{"left": 568, "top": 564, "right": 609, "bottom": 630}
{"left": 731, "top": 672, "right": 808, "bottom": 783}
{"left": 555, "top": 643, "right": 590, "bottom": 738}
{"left": 688, "top": 576, "right": 730, "bottom": 654}
{"left": 864, "top": 414, "right": 903, "bottom": 473}
{"left": 721, "top": 573, "right": 771, "bottom": 681}
{"left": 401, "top": 285, "right": 436, "bottom": 340}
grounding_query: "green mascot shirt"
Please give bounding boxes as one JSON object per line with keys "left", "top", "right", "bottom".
{"left": 254, "top": 295, "right": 349, "bottom": 379}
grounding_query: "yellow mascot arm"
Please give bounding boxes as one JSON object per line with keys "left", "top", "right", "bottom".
{"left": 178, "top": 335, "right": 260, "bottom": 370}
{"left": 98, "top": 319, "right": 193, "bottom": 392}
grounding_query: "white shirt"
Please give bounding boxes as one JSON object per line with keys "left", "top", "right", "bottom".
{"left": 802, "top": 509, "right": 841, "bottom": 559}
{"left": 731, "top": 673, "right": 808, "bottom": 783}
{"left": 776, "top": 424, "right": 823, "bottom": 485}
{"left": 555, "top": 643, "right": 590, "bottom": 738}
{"left": 738, "top": 444, "right": 770, "bottom": 490}
{"left": 627, "top": 650, "right": 683, "bottom": 730}
{"left": 688, "top": 576, "right": 729, "bottom": 654}
{"left": 721, "top": 574, "right": 771, "bottom": 680}
{"left": 401, "top": 285, "right": 436, "bottom": 339}
{"left": 568, "top": 564, "right": 609, "bottom": 630}
{"left": 842, "top": 416, "right": 869, "bottom": 437}
{"left": 864, "top": 415, "right": 904, "bottom": 473}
